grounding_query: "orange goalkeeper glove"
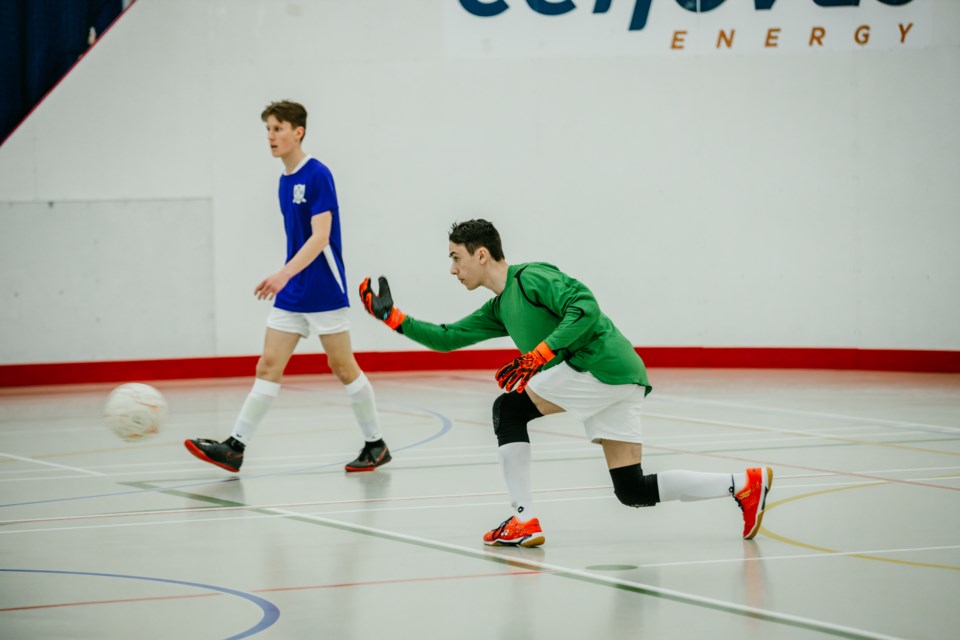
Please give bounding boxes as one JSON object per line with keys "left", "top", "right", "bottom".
{"left": 359, "top": 276, "right": 406, "bottom": 331}
{"left": 495, "top": 342, "right": 556, "bottom": 393}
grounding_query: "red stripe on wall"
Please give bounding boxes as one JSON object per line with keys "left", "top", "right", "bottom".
{"left": 0, "top": 348, "right": 957, "bottom": 388}
{"left": 637, "top": 347, "right": 960, "bottom": 371}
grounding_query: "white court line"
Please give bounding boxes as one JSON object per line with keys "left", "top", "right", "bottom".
{"left": 632, "top": 544, "right": 960, "bottom": 569}
{"left": 654, "top": 394, "right": 960, "bottom": 433}
{"left": 779, "top": 466, "right": 960, "bottom": 479}
{"left": 1, "top": 444, "right": 957, "bottom": 486}
{"left": 241, "top": 507, "right": 912, "bottom": 640}
{"left": 0, "top": 424, "right": 943, "bottom": 480}
{"left": 637, "top": 424, "right": 936, "bottom": 442}
{"left": 0, "top": 448, "right": 598, "bottom": 482}
{"left": 0, "top": 425, "right": 947, "bottom": 482}
{"left": 9, "top": 496, "right": 958, "bottom": 572}
{"left": 12, "top": 471, "right": 956, "bottom": 494}
{"left": 0, "top": 501, "right": 918, "bottom": 637}
{"left": 642, "top": 412, "right": 960, "bottom": 452}
{"left": 17, "top": 496, "right": 952, "bottom": 574}
{"left": 4, "top": 475, "right": 958, "bottom": 528}
{"left": 0, "top": 430, "right": 923, "bottom": 477}
{"left": 0, "top": 496, "right": 594, "bottom": 534}
{"left": 0, "top": 486, "right": 604, "bottom": 526}
{"left": 0, "top": 452, "right": 104, "bottom": 476}
{"left": 641, "top": 429, "right": 954, "bottom": 450}
{"left": 0, "top": 437, "right": 947, "bottom": 483}
{"left": 382, "top": 378, "right": 960, "bottom": 435}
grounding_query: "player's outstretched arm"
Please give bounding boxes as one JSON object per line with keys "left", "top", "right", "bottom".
{"left": 359, "top": 276, "right": 406, "bottom": 330}
{"left": 359, "top": 276, "right": 508, "bottom": 351}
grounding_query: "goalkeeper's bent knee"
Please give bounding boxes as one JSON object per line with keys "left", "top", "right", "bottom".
{"left": 609, "top": 463, "right": 660, "bottom": 507}
{"left": 492, "top": 392, "right": 543, "bottom": 446}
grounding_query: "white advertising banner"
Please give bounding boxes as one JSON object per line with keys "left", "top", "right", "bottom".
{"left": 445, "top": 0, "right": 932, "bottom": 57}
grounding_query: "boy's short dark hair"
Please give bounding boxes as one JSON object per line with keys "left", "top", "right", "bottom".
{"left": 261, "top": 100, "right": 308, "bottom": 141}
{"left": 449, "top": 219, "right": 505, "bottom": 261}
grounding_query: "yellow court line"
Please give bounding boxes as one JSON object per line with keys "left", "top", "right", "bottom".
{"left": 759, "top": 481, "right": 960, "bottom": 572}
{"left": 645, "top": 412, "right": 960, "bottom": 458}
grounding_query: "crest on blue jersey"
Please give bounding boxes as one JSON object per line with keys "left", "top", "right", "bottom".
{"left": 292, "top": 184, "right": 306, "bottom": 204}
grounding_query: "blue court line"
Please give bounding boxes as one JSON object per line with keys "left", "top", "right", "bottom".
{"left": 0, "top": 568, "right": 280, "bottom": 639}
{"left": 0, "top": 403, "right": 454, "bottom": 509}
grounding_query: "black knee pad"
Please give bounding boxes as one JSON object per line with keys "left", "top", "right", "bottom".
{"left": 610, "top": 464, "right": 660, "bottom": 507}
{"left": 492, "top": 392, "right": 543, "bottom": 446}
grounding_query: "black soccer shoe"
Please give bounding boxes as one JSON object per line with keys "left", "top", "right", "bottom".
{"left": 344, "top": 439, "right": 392, "bottom": 472}
{"left": 184, "top": 437, "right": 244, "bottom": 473}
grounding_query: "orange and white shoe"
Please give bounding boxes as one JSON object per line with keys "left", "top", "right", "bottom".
{"left": 482, "top": 516, "right": 545, "bottom": 547}
{"left": 735, "top": 467, "right": 774, "bottom": 540}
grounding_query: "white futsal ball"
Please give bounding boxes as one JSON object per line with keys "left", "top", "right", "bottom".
{"left": 103, "top": 383, "right": 167, "bottom": 442}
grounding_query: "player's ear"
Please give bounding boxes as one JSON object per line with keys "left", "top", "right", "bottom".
{"left": 477, "top": 247, "right": 489, "bottom": 264}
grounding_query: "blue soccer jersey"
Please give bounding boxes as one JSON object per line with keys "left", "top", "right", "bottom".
{"left": 274, "top": 157, "right": 349, "bottom": 312}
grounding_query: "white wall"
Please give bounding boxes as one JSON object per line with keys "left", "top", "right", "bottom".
{"left": 1, "top": 0, "right": 958, "bottom": 364}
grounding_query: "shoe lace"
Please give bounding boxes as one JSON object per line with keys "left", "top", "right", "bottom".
{"left": 731, "top": 475, "right": 744, "bottom": 511}
{"left": 356, "top": 441, "right": 380, "bottom": 461}
{"left": 491, "top": 516, "right": 514, "bottom": 538}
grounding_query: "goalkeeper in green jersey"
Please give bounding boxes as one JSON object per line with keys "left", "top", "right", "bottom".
{"left": 360, "top": 219, "right": 772, "bottom": 547}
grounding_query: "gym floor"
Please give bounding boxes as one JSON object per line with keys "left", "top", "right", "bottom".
{"left": 1, "top": 368, "right": 958, "bottom": 639}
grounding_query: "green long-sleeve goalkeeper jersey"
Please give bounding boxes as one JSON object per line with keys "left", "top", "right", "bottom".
{"left": 400, "top": 262, "right": 651, "bottom": 393}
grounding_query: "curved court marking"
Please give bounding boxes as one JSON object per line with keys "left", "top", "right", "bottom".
{"left": 6, "top": 471, "right": 915, "bottom": 638}
{"left": 1, "top": 569, "right": 546, "bottom": 613}
{"left": 111, "top": 477, "right": 907, "bottom": 640}
{"left": 759, "top": 482, "right": 960, "bottom": 572}
{"left": 0, "top": 402, "right": 453, "bottom": 509}
{"left": 0, "top": 568, "right": 280, "bottom": 639}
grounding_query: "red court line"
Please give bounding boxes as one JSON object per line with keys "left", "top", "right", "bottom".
{"left": 0, "top": 592, "right": 218, "bottom": 612}
{"left": 2, "top": 347, "right": 958, "bottom": 387}
{"left": 253, "top": 569, "right": 547, "bottom": 593}
{"left": 0, "top": 570, "right": 546, "bottom": 613}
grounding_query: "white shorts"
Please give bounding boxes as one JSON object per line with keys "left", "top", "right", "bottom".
{"left": 266, "top": 307, "right": 351, "bottom": 338}
{"left": 526, "top": 361, "right": 646, "bottom": 445}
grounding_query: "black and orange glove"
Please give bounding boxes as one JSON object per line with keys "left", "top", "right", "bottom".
{"left": 495, "top": 342, "right": 556, "bottom": 393}
{"left": 359, "top": 276, "right": 406, "bottom": 331}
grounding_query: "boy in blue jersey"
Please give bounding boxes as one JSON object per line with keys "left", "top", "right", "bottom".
{"left": 185, "top": 101, "right": 390, "bottom": 473}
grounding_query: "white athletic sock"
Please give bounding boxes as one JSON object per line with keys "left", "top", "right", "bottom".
{"left": 498, "top": 442, "right": 535, "bottom": 520}
{"left": 657, "top": 470, "right": 743, "bottom": 502}
{"left": 230, "top": 378, "right": 281, "bottom": 445}
{"left": 732, "top": 471, "right": 749, "bottom": 494}
{"left": 344, "top": 372, "right": 382, "bottom": 442}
